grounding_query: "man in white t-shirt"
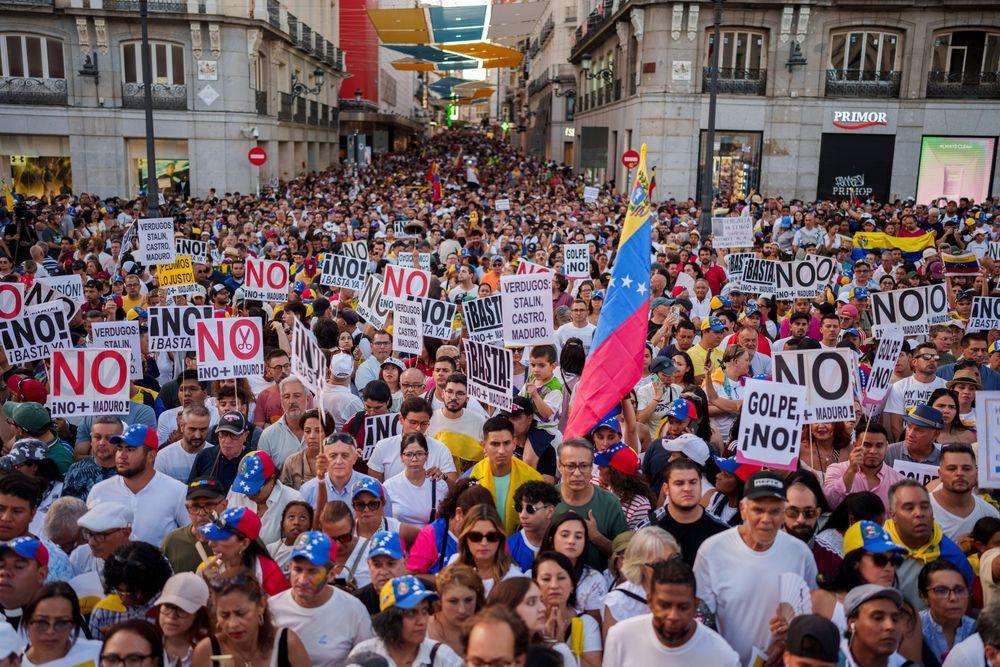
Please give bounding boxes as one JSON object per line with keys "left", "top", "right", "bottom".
{"left": 931, "top": 444, "right": 999, "bottom": 542}
{"left": 268, "top": 530, "right": 374, "bottom": 665}
{"left": 153, "top": 406, "right": 211, "bottom": 482}
{"left": 366, "top": 397, "right": 456, "bottom": 483}
{"left": 694, "top": 471, "right": 818, "bottom": 665}
{"left": 155, "top": 371, "right": 219, "bottom": 447}
{"left": 554, "top": 299, "right": 597, "bottom": 354}
{"left": 883, "top": 341, "right": 947, "bottom": 441}
{"left": 604, "top": 557, "right": 739, "bottom": 665}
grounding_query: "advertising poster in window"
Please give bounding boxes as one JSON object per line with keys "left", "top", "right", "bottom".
{"left": 136, "top": 158, "right": 190, "bottom": 198}
{"left": 8, "top": 156, "right": 72, "bottom": 198}
{"left": 816, "top": 133, "right": 895, "bottom": 202}
{"left": 916, "top": 136, "right": 997, "bottom": 204}
{"left": 697, "top": 131, "right": 762, "bottom": 204}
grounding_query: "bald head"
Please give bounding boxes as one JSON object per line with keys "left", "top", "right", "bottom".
{"left": 400, "top": 368, "right": 427, "bottom": 399}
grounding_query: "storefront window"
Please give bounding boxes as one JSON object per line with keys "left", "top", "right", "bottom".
{"left": 697, "top": 131, "right": 761, "bottom": 204}
{"left": 136, "top": 158, "right": 190, "bottom": 198}
{"left": 9, "top": 156, "right": 72, "bottom": 197}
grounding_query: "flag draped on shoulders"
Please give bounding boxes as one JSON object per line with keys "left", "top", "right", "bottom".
{"left": 563, "top": 144, "right": 653, "bottom": 439}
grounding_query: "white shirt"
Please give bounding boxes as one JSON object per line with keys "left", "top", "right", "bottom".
{"left": 555, "top": 321, "right": 597, "bottom": 354}
{"left": 153, "top": 441, "right": 205, "bottom": 482}
{"left": 603, "top": 580, "right": 648, "bottom": 623}
{"left": 226, "top": 480, "right": 304, "bottom": 545}
{"left": 693, "top": 528, "right": 818, "bottom": 665}
{"left": 604, "top": 616, "right": 740, "bottom": 666}
{"left": 383, "top": 472, "right": 449, "bottom": 526}
{"left": 367, "top": 434, "right": 457, "bottom": 480}
{"left": 21, "top": 638, "right": 103, "bottom": 667}
{"left": 86, "top": 472, "right": 189, "bottom": 546}
{"left": 349, "top": 637, "right": 463, "bottom": 667}
{"left": 884, "top": 375, "right": 947, "bottom": 415}
{"left": 942, "top": 633, "right": 985, "bottom": 667}
{"left": 321, "top": 383, "right": 364, "bottom": 430}
{"left": 268, "top": 587, "right": 374, "bottom": 667}
{"left": 354, "top": 355, "right": 386, "bottom": 392}
{"left": 931, "top": 489, "right": 999, "bottom": 543}
{"left": 155, "top": 405, "right": 219, "bottom": 446}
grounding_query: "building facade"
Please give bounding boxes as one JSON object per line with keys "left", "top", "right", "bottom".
{"left": 534, "top": 0, "right": 1000, "bottom": 202}
{"left": 0, "top": 0, "right": 347, "bottom": 199}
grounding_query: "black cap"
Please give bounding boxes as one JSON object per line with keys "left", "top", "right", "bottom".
{"left": 744, "top": 471, "right": 787, "bottom": 501}
{"left": 504, "top": 394, "right": 533, "bottom": 417}
{"left": 186, "top": 477, "right": 225, "bottom": 500}
{"left": 216, "top": 411, "right": 249, "bottom": 435}
{"left": 786, "top": 614, "right": 840, "bottom": 662}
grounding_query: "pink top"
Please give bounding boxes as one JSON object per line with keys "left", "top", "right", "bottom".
{"left": 822, "top": 461, "right": 905, "bottom": 510}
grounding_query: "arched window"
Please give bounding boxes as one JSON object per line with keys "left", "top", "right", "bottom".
{"left": 826, "top": 29, "right": 902, "bottom": 97}
{"left": 927, "top": 29, "right": 1000, "bottom": 98}
{"left": 705, "top": 29, "right": 767, "bottom": 94}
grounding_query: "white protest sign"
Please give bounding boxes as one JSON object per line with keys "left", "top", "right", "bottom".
{"left": 148, "top": 305, "right": 213, "bottom": 352}
{"left": 410, "top": 297, "right": 456, "bottom": 341}
{"left": 892, "top": 459, "right": 940, "bottom": 487}
{"left": 500, "top": 273, "right": 554, "bottom": 347}
{"left": 396, "top": 252, "right": 432, "bottom": 272}
{"left": 863, "top": 329, "right": 905, "bottom": 407}
{"left": 0, "top": 309, "right": 71, "bottom": 364}
{"left": 137, "top": 217, "right": 176, "bottom": 265}
{"left": 462, "top": 295, "right": 504, "bottom": 345}
{"left": 0, "top": 283, "right": 24, "bottom": 321}
{"left": 466, "top": 340, "right": 513, "bottom": 411}
{"left": 39, "top": 275, "right": 83, "bottom": 303}
{"left": 516, "top": 260, "right": 552, "bottom": 275}
{"left": 735, "top": 378, "right": 804, "bottom": 470}
{"left": 774, "top": 259, "right": 838, "bottom": 300}
{"left": 977, "top": 392, "right": 1000, "bottom": 489}
{"left": 320, "top": 254, "right": 369, "bottom": 291}
{"left": 870, "top": 284, "right": 949, "bottom": 337}
{"left": 175, "top": 238, "right": 209, "bottom": 264}
{"left": 392, "top": 300, "right": 423, "bottom": 355}
{"left": 739, "top": 257, "right": 777, "bottom": 294}
{"left": 242, "top": 259, "right": 289, "bottom": 302}
{"left": 988, "top": 242, "right": 1000, "bottom": 262}
{"left": 48, "top": 348, "right": 131, "bottom": 417}
{"left": 357, "top": 273, "right": 391, "bottom": 330}
{"left": 583, "top": 186, "right": 599, "bottom": 204}
{"left": 724, "top": 252, "right": 756, "bottom": 290}
{"left": 196, "top": 317, "right": 265, "bottom": 380}
{"left": 291, "top": 318, "right": 327, "bottom": 398}
{"left": 362, "top": 413, "right": 401, "bottom": 461}
{"left": 967, "top": 297, "right": 1000, "bottom": 332}
{"left": 340, "top": 241, "right": 369, "bottom": 262}
{"left": 494, "top": 198, "right": 510, "bottom": 211}
{"left": 91, "top": 320, "right": 143, "bottom": 380}
{"left": 382, "top": 264, "right": 430, "bottom": 302}
{"left": 563, "top": 244, "right": 590, "bottom": 279}
{"left": 674, "top": 271, "right": 696, "bottom": 295}
{"left": 711, "top": 216, "right": 754, "bottom": 249}
{"left": 774, "top": 348, "right": 856, "bottom": 424}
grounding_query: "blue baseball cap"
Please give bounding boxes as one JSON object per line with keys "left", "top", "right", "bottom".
{"left": 290, "top": 530, "right": 338, "bottom": 568}
{"left": 592, "top": 290, "right": 605, "bottom": 301}
{"left": 232, "top": 451, "right": 276, "bottom": 496}
{"left": 664, "top": 398, "right": 698, "bottom": 421}
{"left": 109, "top": 424, "right": 159, "bottom": 451}
{"left": 842, "top": 328, "right": 862, "bottom": 338}
{"left": 843, "top": 521, "right": 906, "bottom": 556}
{"left": 589, "top": 407, "right": 621, "bottom": 434}
{"left": 379, "top": 575, "right": 438, "bottom": 611}
{"left": 352, "top": 477, "right": 385, "bottom": 500}
{"left": 0, "top": 536, "right": 49, "bottom": 566}
{"left": 368, "top": 531, "right": 404, "bottom": 560}
{"left": 701, "top": 316, "right": 726, "bottom": 332}
{"left": 848, "top": 287, "right": 870, "bottom": 300}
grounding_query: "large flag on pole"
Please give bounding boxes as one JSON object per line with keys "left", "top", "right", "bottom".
{"left": 563, "top": 144, "right": 653, "bottom": 439}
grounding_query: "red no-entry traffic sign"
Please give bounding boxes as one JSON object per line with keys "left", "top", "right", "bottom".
{"left": 248, "top": 147, "right": 267, "bottom": 166}
{"left": 621, "top": 149, "right": 639, "bottom": 169}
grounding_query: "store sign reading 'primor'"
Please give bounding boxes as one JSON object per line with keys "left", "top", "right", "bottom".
{"left": 832, "top": 110, "right": 889, "bottom": 130}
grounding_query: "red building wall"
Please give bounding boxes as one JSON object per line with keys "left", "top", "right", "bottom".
{"left": 339, "top": 0, "right": 379, "bottom": 103}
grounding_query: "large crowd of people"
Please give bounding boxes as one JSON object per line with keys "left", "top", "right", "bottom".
{"left": 0, "top": 129, "right": 997, "bottom": 666}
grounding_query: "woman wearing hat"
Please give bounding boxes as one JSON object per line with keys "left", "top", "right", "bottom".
{"left": 199, "top": 507, "right": 289, "bottom": 596}
{"left": 593, "top": 443, "right": 654, "bottom": 530}
{"left": 379, "top": 357, "right": 407, "bottom": 411}
{"left": 348, "top": 575, "right": 462, "bottom": 666}
{"left": 156, "top": 573, "right": 211, "bottom": 667}
{"left": 947, "top": 367, "right": 982, "bottom": 429}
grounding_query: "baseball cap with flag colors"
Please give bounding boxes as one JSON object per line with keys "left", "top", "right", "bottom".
{"left": 594, "top": 442, "right": 639, "bottom": 475}
{"left": 290, "top": 530, "right": 338, "bottom": 568}
{"left": 109, "top": 424, "right": 158, "bottom": 450}
{"left": 368, "top": 531, "right": 405, "bottom": 560}
{"left": 0, "top": 536, "right": 48, "bottom": 566}
{"left": 199, "top": 507, "right": 261, "bottom": 542}
{"left": 379, "top": 575, "right": 438, "bottom": 611}
{"left": 843, "top": 521, "right": 906, "bottom": 556}
{"left": 232, "top": 451, "right": 275, "bottom": 496}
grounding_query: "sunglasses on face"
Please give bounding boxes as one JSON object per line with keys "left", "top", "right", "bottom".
{"left": 353, "top": 499, "right": 383, "bottom": 512}
{"left": 868, "top": 552, "right": 904, "bottom": 568}
{"left": 466, "top": 531, "right": 501, "bottom": 544}
{"left": 514, "top": 502, "right": 549, "bottom": 515}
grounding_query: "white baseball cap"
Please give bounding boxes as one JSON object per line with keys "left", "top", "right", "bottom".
{"left": 78, "top": 502, "right": 133, "bottom": 532}
{"left": 331, "top": 353, "right": 354, "bottom": 380}
{"left": 156, "top": 572, "right": 209, "bottom": 614}
{"left": 663, "top": 433, "right": 710, "bottom": 466}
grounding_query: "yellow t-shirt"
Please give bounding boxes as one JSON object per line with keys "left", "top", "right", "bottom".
{"left": 687, "top": 343, "right": 724, "bottom": 381}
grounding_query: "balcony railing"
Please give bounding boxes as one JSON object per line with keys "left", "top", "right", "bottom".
{"left": 0, "top": 76, "right": 66, "bottom": 105}
{"left": 299, "top": 25, "right": 312, "bottom": 53}
{"left": 927, "top": 70, "right": 1000, "bottom": 99}
{"left": 105, "top": 0, "right": 186, "bottom": 10}
{"left": 121, "top": 82, "right": 187, "bottom": 109}
{"left": 255, "top": 89, "right": 268, "bottom": 115}
{"left": 278, "top": 92, "right": 293, "bottom": 121}
{"left": 825, "top": 69, "right": 901, "bottom": 98}
{"left": 293, "top": 98, "right": 306, "bottom": 123}
{"left": 308, "top": 99, "right": 319, "bottom": 125}
{"left": 702, "top": 67, "right": 767, "bottom": 95}
{"left": 0, "top": 0, "right": 54, "bottom": 6}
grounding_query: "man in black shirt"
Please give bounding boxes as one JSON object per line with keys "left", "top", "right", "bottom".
{"left": 656, "top": 458, "right": 727, "bottom": 565}
{"left": 187, "top": 412, "right": 253, "bottom": 492}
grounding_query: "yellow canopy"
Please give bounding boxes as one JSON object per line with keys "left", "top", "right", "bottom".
{"left": 366, "top": 8, "right": 431, "bottom": 44}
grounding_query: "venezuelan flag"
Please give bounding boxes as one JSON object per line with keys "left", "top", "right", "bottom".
{"left": 431, "top": 162, "right": 442, "bottom": 203}
{"left": 563, "top": 144, "right": 652, "bottom": 439}
{"left": 851, "top": 231, "right": 935, "bottom": 263}
{"left": 942, "top": 251, "right": 980, "bottom": 276}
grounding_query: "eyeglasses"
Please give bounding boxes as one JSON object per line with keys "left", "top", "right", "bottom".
{"left": 327, "top": 530, "right": 354, "bottom": 544}
{"left": 27, "top": 618, "right": 73, "bottom": 633}
{"left": 101, "top": 653, "right": 157, "bottom": 667}
{"left": 868, "top": 552, "right": 905, "bottom": 568}
{"left": 514, "top": 502, "right": 550, "bottom": 515}
{"left": 269, "top": 363, "right": 291, "bottom": 372}
{"left": 186, "top": 502, "right": 222, "bottom": 515}
{"left": 401, "top": 450, "right": 427, "bottom": 460}
{"left": 466, "top": 531, "right": 501, "bottom": 543}
{"left": 560, "top": 462, "right": 591, "bottom": 473}
{"left": 353, "top": 499, "right": 383, "bottom": 512}
{"left": 158, "top": 603, "right": 191, "bottom": 618}
{"left": 83, "top": 528, "right": 123, "bottom": 542}
{"left": 112, "top": 587, "right": 142, "bottom": 601}
{"left": 784, "top": 507, "right": 819, "bottom": 520}
{"left": 929, "top": 585, "right": 968, "bottom": 599}
{"left": 916, "top": 353, "right": 940, "bottom": 361}
{"left": 401, "top": 383, "right": 426, "bottom": 390}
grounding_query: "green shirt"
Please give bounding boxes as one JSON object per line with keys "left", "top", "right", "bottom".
{"left": 161, "top": 525, "right": 213, "bottom": 574}
{"left": 494, "top": 473, "right": 511, "bottom": 527}
{"left": 556, "top": 485, "right": 630, "bottom": 570}
{"left": 44, "top": 435, "right": 74, "bottom": 476}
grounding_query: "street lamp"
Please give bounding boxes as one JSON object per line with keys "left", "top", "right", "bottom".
{"left": 139, "top": 0, "right": 159, "bottom": 216}
{"left": 699, "top": 0, "right": 723, "bottom": 239}
{"left": 290, "top": 67, "right": 324, "bottom": 99}
{"left": 354, "top": 88, "right": 362, "bottom": 103}
{"left": 580, "top": 53, "right": 613, "bottom": 83}
{"left": 553, "top": 81, "right": 575, "bottom": 98}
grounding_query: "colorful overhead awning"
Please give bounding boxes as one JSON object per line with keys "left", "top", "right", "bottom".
{"left": 391, "top": 58, "right": 437, "bottom": 72}
{"left": 437, "top": 41, "right": 521, "bottom": 61}
{"left": 487, "top": 1, "right": 546, "bottom": 41}
{"left": 427, "top": 4, "right": 488, "bottom": 43}
{"left": 366, "top": 8, "right": 432, "bottom": 44}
